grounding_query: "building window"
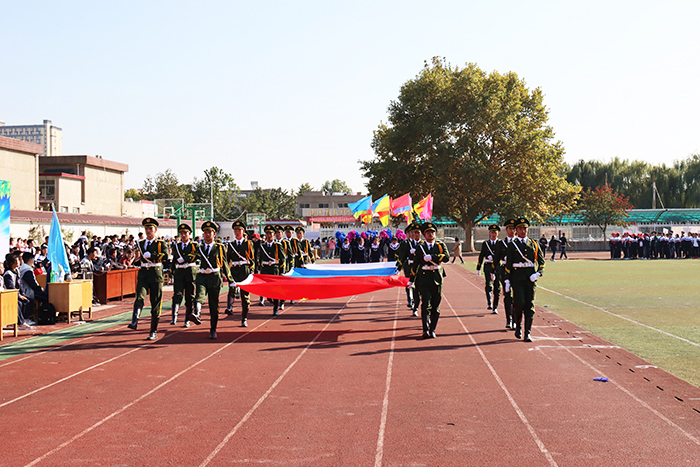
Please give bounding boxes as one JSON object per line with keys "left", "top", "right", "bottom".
{"left": 318, "top": 203, "right": 329, "bottom": 208}
{"left": 299, "top": 204, "right": 310, "bottom": 209}
{"left": 72, "top": 207, "right": 80, "bottom": 214}
{"left": 60, "top": 206, "right": 68, "bottom": 213}
{"left": 39, "top": 179, "right": 56, "bottom": 201}
{"left": 338, "top": 203, "right": 348, "bottom": 208}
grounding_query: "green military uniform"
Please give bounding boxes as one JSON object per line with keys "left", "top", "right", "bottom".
{"left": 170, "top": 223, "right": 198, "bottom": 326}
{"left": 256, "top": 225, "right": 286, "bottom": 315}
{"left": 476, "top": 225, "right": 501, "bottom": 313}
{"left": 128, "top": 217, "right": 169, "bottom": 340}
{"left": 226, "top": 220, "right": 255, "bottom": 326}
{"left": 504, "top": 217, "right": 545, "bottom": 342}
{"left": 282, "top": 226, "right": 296, "bottom": 273}
{"left": 195, "top": 221, "right": 231, "bottom": 339}
{"left": 396, "top": 222, "right": 421, "bottom": 315}
{"left": 494, "top": 219, "right": 516, "bottom": 329}
{"left": 415, "top": 222, "right": 450, "bottom": 338}
{"left": 275, "top": 225, "right": 293, "bottom": 310}
{"left": 291, "top": 227, "right": 314, "bottom": 268}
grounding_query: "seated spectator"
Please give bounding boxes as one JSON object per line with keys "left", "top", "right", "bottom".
{"left": 69, "top": 245, "right": 82, "bottom": 274}
{"left": 19, "top": 251, "right": 50, "bottom": 311}
{"left": 105, "top": 248, "right": 125, "bottom": 270}
{"left": 4, "top": 252, "right": 35, "bottom": 328}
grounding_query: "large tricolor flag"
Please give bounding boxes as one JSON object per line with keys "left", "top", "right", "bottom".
{"left": 236, "top": 262, "right": 408, "bottom": 300}
{"left": 413, "top": 194, "right": 434, "bottom": 220}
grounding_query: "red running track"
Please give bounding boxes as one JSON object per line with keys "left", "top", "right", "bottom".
{"left": 1, "top": 264, "right": 700, "bottom": 466}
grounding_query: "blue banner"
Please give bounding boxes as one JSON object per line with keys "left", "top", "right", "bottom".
{"left": 48, "top": 206, "right": 72, "bottom": 283}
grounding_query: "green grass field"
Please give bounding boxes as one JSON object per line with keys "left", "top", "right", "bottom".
{"left": 467, "top": 258, "right": 700, "bottom": 387}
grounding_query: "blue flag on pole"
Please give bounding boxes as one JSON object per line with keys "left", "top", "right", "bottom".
{"left": 48, "top": 206, "right": 71, "bottom": 283}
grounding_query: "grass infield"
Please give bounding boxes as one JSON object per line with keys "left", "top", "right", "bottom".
{"left": 468, "top": 258, "right": 700, "bottom": 388}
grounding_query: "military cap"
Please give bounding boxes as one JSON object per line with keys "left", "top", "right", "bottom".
{"left": 488, "top": 224, "right": 501, "bottom": 232}
{"left": 178, "top": 223, "right": 192, "bottom": 233}
{"left": 232, "top": 220, "right": 247, "bottom": 230}
{"left": 295, "top": 226, "right": 305, "bottom": 233}
{"left": 420, "top": 222, "right": 437, "bottom": 233}
{"left": 201, "top": 220, "right": 219, "bottom": 232}
{"left": 515, "top": 217, "right": 530, "bottom": 228}
{"left": 264, "top": 225, "right": 276, "bottom": 233}
{"left": 405, "top": 222, "right": 419, "bottom": 233}
{"left": 142, "top": 217, "right": 159, "bottom": 228}
{"left": 274, "top": 225, "right": 284, "bottom": 233}
{"left": 503, "top": 218, "right": 516, "bottom": 228}
{"left": 284, "top": 225, "right": 295, "bottom": 232}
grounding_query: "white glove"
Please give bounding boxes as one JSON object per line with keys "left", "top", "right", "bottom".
{"left": 504, "top": 280, "right": 511, "bottom": 292}
{"left": 407, "top": 281, "right": 414, "bottom": 288}
{"left": 529, "top": 272, "right": 541, "bottom": 282}
{"left": 143, "top": 251, "right": 151, "bottom": 259}
{"left": 486, "top": 255, "right": 493, "bottom": 262}
{"left": 490, "top": 273, "right": 495, "bottom": 281}
{"left": 477, "top": 270, "right": 482, "bottom": 276}
{"left": 410, "top": 248, "right": 416, "bottom": 255}
{"left": 424, "top": 254, "right": 432, "bottom": 262}
{"left": 177, "top": 257, "right": 184, "bottom": 264}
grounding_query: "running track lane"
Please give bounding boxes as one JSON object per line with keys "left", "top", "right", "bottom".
{"left": 1, "top": 265, "right": 700, "bottom": 465}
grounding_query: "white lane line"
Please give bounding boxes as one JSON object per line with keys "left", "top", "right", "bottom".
{"left": 199, "top": 298, "right": 353, "bottom": 467}
{"left": 24, "top": 308, "right": 306, "bottom": 467}
{"left": 444, "top": 295, "right": 559, "bottom": 467}
{"left": 538, "top": 286, "right": 700, "bottom": 348}
{"left": 537, "top": 326, "right": 700, "bottom": 446}
{"left": 374, "top": 291, "right": 399, "bottom": 467}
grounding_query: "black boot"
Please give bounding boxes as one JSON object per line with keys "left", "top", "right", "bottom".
{"left": 421, "top": 306, "right": 430, "bottom": 338}
{"left": 406, "top": 287, "right": 413, "bottom": 308}
{"left": 170, "top": 303, "right": 179, "bottom": 325}
{"left": 486, "top": 291, "right": 492, "bottom": 310}
{"left": 147, "top": 314, "right": 159, "bottom": 340}
{"left": 272, "top": 299, "right": 279, "bottom": 316}
{"left": 429, "top": 312, "right": 439, "bottom": 338}
{"left": 524, "top": 315, "right": 533, "bottom": 342}
{"left": 127, "top": 306, "right": 141, "bottom": 330}
{"left": 192, "top": 302, "right": 202, "bottom": 325}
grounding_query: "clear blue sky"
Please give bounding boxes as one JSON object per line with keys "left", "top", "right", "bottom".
{"left": 2, "top": 1, "right": 698, "bottom": 194}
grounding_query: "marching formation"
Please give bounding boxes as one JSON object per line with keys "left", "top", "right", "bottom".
{"left": 608, "top": 231, "right": 700, "bottom": 259}
{"left": 126, "top": 218, "right": 315, "bottom": 340}
{"left": 477, "top": 218, "right": 545, "bottom": 342}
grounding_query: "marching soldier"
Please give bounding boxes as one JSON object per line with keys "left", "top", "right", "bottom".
{"left": 504, "top": 217, "right": 545, "bottom": 342}
{"left": 195, "top": 221, "right": 231, "bottom": 339}
{"left": 292, "top": 226, "right": 314, "bottom": 268}
{"left": 256, "top": 225, "right": 286, "bottom": 316}
{"left": 275, "top": 225, "right": 292, "bottom": 310}
{"left": 128, "top": 217, "right": 169, "bottom": 341}
{"left": 494, "top": 219, "right": 516, "bottom": 328}
{"left": 170, "top": 223, "right": 198, "bottom": 326}
{"left": 396, "top": 223, "right": 421, "bottom": 316}
{"left": 226, "top": 220, "right": 255, "bottom": 327}
{"left": 476, "top": 224, "right": 501, "bottom": 314}
{"left": 415, "top": 222, "right": 449, "bottom": 338}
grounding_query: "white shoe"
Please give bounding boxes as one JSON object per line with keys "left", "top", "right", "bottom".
{"left": 492, "top": 308, "right": 498, "bottom": 314}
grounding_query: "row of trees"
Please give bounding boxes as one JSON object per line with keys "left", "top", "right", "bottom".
{"left": 124, "top": 169, "right": 352, "bottom": 221}
{"left": 566, "top": 156, "right": 700, "bottom": 209}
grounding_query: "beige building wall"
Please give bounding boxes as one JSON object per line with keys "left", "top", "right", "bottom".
{"left": 0, "top": 140, "right": 40, "bottom": 211}
{"left": 83, "top": 165, "right": 124, "bottom": 216}
{"left": 56, "top": 177, "right": 83, "bottom": 213}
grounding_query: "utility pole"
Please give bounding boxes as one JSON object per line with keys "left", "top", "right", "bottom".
{"left": 652, "top": 175, "right": 656, "bottom": 210}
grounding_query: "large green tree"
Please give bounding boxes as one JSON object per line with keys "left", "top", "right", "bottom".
{"left": 362, "top": 58, "right": 579, "bottom": 251}
{"left": 236, "top": 188, "right": 297, "bottom": 219}
{"left": 191, "top": 167, "right": 240, "bottom": 220}
{"left": 296, "top": 182, "right": 314, "bottom": 196}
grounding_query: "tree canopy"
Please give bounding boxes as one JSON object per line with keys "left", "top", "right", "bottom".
{"left": 135, "top": 169, "right": 193, "bottom": 203}
{"left": 577, "top": 185, "right": 632, "bottom": 237}
{"left": 362, "top": 58, "right": 579, "bottom": 250}
{"left": 296, "top": 182, "right": 314, "bottom": 196}
{"left": 235, "top": 188, "right": 296, "bottom": 220}
{"left": 191, "top": 167, "right": 239, "bottom": 220}
{"left": 321, "top": 179, "right": 352, "bottom": 194}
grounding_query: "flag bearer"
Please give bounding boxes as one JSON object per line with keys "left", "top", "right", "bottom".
{"left": 416, "top": 222, "right": 449, "bottom": 338}
{"left": 226, "top": 220, "right": 255, "bottom": 327}
{"left": 195, "top": 221, "right": 231, "bottom": 339}
{"left": 256, "top": 225, "right": 286, "bottom": 316}
{"left": 476, "top": 224, "right": 501, "bottom": 314}
{"left": 170, "top": 223, "right": 198, "bottom": 326}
